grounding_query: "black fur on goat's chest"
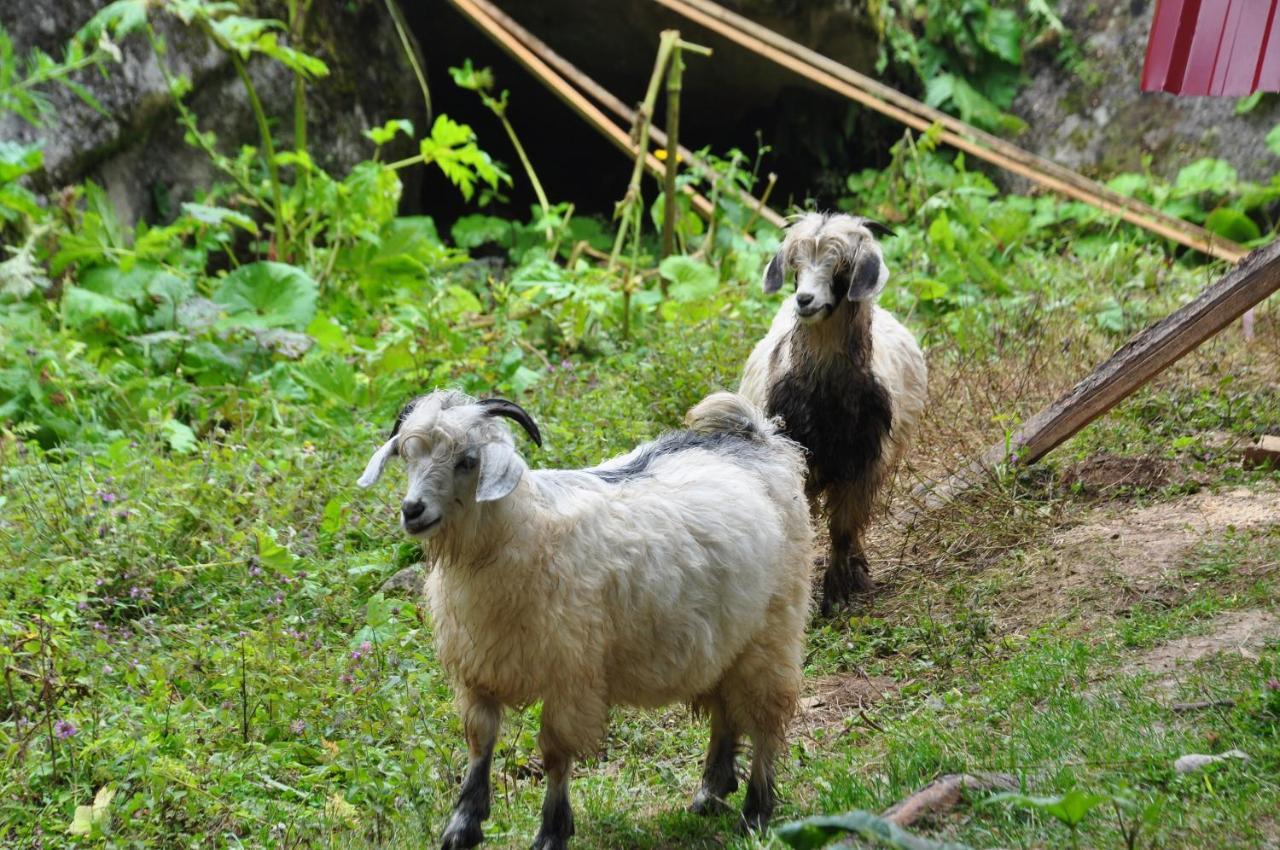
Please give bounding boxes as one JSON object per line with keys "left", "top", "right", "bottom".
{"left": 765, "top": 322, "right": 893, "bottom": 492}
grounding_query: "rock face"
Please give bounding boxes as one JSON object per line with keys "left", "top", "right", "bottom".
{"left": 1014, "top": 0, "right": 1280, "bottom": 183}
{"left": 1, "top": 0, "right": 426, "bottom": 226}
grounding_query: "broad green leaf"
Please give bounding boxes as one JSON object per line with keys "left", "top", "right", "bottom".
{"left": 62, "top": 286, "right": 138, "bottom": 333}
{"left": 1266, "top": 123, "right": 1280, "bottom": 157}
{"left": 212, "top": 262, "right": 318, "bottom": 330}
{"left": 1235, "top": 91, "right": 1264, "bottom": 114}
{"left": 984, "top": 789, "right": 1109, "bottom": 827}
{"left": 420, "top": 115, "right": 509, "bottom": 201}
{"left": 1204, "top": 207, "right": 1261, "bottom": 243}
{"left": 658, "top": 255, "right": 719, "bottom": 303}
{"left": 306, "top": 315, "right": 351, "bottom": 353}
{"left": 365, "top": 118, "right": 415, "bottom": 146}
{"left": 1174, "top": 158, "right": 1237, "bottom": 195}
{"left": 452, "top": 214, "right": 514, "bottom": 249}
{"left": 256, "top": 530, "right": 298, "bottom": 571}
{"left": 67, "top": 805, "right": 95, "bottom": 837}
{"left": 160, "top": 419, "right": 197, "bottom": 454}
{"left": 445, "top": 285, "right": 484, "bottom": 314}
{"left": 776, "top": 810, "right": 974, "bottom": 850}
{"left": 80, "top": 264, "right": 189, "bottom": 308}
{"left": 181, "top": 202, "right": 259, "bottom": 234}
{"left": 981, "top": 9, "right": 1023, "bottom": 65}
{"left": 0, "top": 141, "right": 44, "bottom": 181}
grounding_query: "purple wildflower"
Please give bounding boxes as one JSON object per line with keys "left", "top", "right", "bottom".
{"left": 99, "top": 491, "right": 118, "bottom": 504}
{"left": 54, "top": 720, "right": 77, "bottom": 739}
{"left": 102, "top": 664, "right": 113, "bottom": 674}
{"left": 1267, "top": 678, "right": 1279, "bottom": 691}
{"left": 290, "top": 719, "right": 306, "bottom": 735}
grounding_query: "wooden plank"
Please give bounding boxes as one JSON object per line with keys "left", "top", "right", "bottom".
{"left": 654, "top": 0, "right": 1248, "bottom": 264}
{"left": 463, "top": 0, "right": 786, "bottom": 229}
{"left": 917, "top": 239, "right": 1280, "bottom": 507}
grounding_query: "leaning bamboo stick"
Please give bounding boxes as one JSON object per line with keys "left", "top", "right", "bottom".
{"left": 464, "top": 0, "right": 786, "bottom": 230}
{"left": 446, "top": 0, "right": 719, "bottom": 222}
{"left": 654, "top": 0, "right": 1248, "bottom": 264}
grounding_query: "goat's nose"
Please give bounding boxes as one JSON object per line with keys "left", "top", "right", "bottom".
{"left": 401, "top": 499, "right": 425, "bottom": 521}
{"left": 795, "top": 292, "right": 814, "bottom": 308}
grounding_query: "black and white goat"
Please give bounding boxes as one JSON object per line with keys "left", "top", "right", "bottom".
{"left": 741, "top": 212, "right": 927, "bottom": 612}
{"left": 357, "top": 390, "right": 813, "bottom": 849}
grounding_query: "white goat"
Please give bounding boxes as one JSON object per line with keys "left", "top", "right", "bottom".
{"left": 741, "top": 212, "right": 927, "bottom": 613}
{"left": 357, "top": 390, "right": 813, "bottom": 849}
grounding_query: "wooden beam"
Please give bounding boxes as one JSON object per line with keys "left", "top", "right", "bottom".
{"left": 917, "top": 239, "right": 1280, "bottom": 507}
{"left": 654, "top": 0, "right": 1248, "bottom": 264}
{"left": 446, "top": 0, "right": 721, "bottom": 222}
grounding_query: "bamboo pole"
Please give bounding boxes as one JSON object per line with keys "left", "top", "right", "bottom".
{"left": 660, "top": 47, "right": 684, "bottom": 264}
{"left": 446, "top": 0, "right": 722, "bottom": 224}
{"left": 654, "top": 0, "right": 1248, "bottom": 264}
{"left": 462, "top": 0, "right": 785, "bottom": 230}
{"left": 610, "top": 30, "right": 680, "bottom": 268}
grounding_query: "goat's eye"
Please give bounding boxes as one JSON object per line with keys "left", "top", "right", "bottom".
{"left": 456, "top": 454, "right": 477, "bottom": 472}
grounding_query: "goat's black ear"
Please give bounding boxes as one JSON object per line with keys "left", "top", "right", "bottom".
{"left": 861, "top": 219, "right": 895, "bottom": 239}
{"left": 845, "top": 243, "right": 884, "bottom": 301}
{"left": 762, "top": 252, "right": 785, "bottom": 294}
{"left": 478, "top": 398, "right": 543, "bottom": 447}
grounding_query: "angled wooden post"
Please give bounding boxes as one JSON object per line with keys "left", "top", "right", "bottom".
{"left": 916, "top": 239, "right": 1280, "bottom": 508}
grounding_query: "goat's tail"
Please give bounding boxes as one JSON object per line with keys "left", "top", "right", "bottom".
{"left": 685, "top": 391, "right": 776, "bottom": 441}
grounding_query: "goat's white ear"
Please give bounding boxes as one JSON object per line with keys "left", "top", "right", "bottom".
{"left": 762, "top": 252, "right": 785, "bottom": 294}
{"left": 475, "top": 441, "right": 526, "bottom": 502}
{"left": 357, "top": 437, "right": 398, "bottom": 488}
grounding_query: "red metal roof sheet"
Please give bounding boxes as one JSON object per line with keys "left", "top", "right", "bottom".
{"left": 1142, "top": 0, "right": 1280, "bottom": 96}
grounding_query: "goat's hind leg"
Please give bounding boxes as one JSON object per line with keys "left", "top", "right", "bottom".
{"left": 689, "top": 694, "right": 739, "bottom": 815}
{"left": 532, "top": 697, "right": 603, "bottom": 850}
{"left": 441, "top": 692, "right": 501, "bottom": 850}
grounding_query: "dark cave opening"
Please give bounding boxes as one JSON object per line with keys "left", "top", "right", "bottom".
{"left": 404, "top": 0, "right": 903, "bottom": 230}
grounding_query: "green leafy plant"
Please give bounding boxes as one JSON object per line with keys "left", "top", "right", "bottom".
{"left": 877, "top": 0, "right": 1068, "bottom": 132}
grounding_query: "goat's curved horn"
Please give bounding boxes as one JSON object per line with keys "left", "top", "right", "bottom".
{"left": 477, "top": 398, "right": 543, "bottom": 447}
{"left": 861, "top": 219, "right": 895, "bottom": 239}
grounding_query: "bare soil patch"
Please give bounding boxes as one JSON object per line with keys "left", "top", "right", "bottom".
{"left": 1127, "top": 609, "right": 1280, "bottom": 694}
{"left": 1001, "top": 483, "right": 1280, "bottom": 625}
{"left": 793, "top": 673, "right": 897, "bottom": 739}
{"left": 1059, "top": 453, "right": 1190, "bottom": 497}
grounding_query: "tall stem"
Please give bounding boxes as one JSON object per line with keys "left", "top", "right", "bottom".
{"left": 660, "top": 47, "right": 684, "bottom": 269}
{"left": 288, "top": 0, "right": 313, "bottom": 184}
{"left": 498, "top": 115, "right": 553, "bottom": 239}
{"left": 231, "top": 53, "right": 287, "bottom": 253}
{"left": 609, "top": 30, "right": 679, "bottom": 270}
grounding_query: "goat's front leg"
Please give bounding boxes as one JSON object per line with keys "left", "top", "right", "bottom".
{"left": 441, "top": 693, "right": 501, "bottom": 850}
{"left": 822, "top": 486, "right": 875, "bottom": 613}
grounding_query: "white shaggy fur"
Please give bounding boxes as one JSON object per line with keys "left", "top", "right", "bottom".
{"left": 740, "top": 212, "right": 927, "bottom": 610}
{"left": 357, "top": 390, "right": 813, "bottom": 848}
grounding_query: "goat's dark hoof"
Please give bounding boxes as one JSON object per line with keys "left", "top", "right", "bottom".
{"left": 736, "top": 810, "right": 771, "bottom": 835}
{"left": 819, "top": 561, "right": 873, "bottom": 614}
{"left": 530, "top": 830, "right": 571, "bottom": 850}
{"left": 440, "top": 816, "right": 484, "bottom": 850}
{"left": 688, "top": 788, "right": 732, "bottom": 816}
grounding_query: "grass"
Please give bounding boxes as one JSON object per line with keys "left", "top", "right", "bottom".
{"left": 3, "top": 267, "right": 1279, "bottom": 849}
